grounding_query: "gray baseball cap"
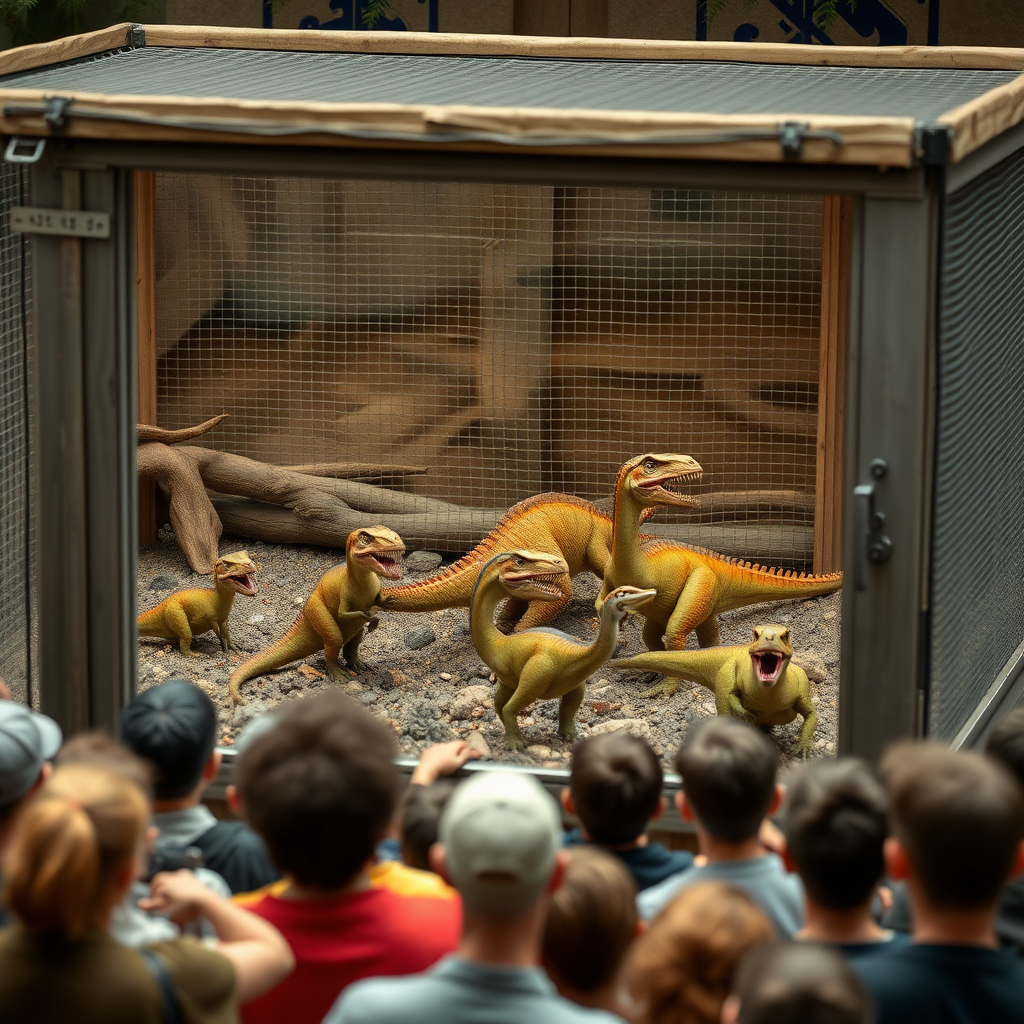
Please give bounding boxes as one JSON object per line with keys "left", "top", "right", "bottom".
{"left": 0, "top": 701, "right": 62, "bottom": 805}
{"left": 438, "top": 770, "right": 562, "bottom": 913}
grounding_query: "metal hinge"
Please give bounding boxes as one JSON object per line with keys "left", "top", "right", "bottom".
{"left": 854, "top": 459, "right": 893, "bottom": 590}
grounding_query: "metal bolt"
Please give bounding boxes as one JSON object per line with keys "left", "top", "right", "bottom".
{"left": 870, "top": 459, "right": 888, "bottom": 479}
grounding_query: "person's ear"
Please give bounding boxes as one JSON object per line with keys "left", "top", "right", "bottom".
{"left": 720, "top": 994, "right": 740, "bottom": 1024}
{"left": 884, "top": 836, "right": 910, "bottom": 881}
{"left": 428, "top": 843, "right": 450, "bottom": 883}
{"left": 560, "top": 787, "right": 575, "bottom": 816}
{"left": 677, "top": 791, "right": 696, "bottom": 823}
{"left": 650, "top": 795, "right": 667, "bottom": 823}
{"left": 1009, "top": 840, "right": 1024, "bottom": 881}
{"left": 225, "top": 783, "right": 243, "bottom": 817}
{"left": 548, "top": 849, "right": 570, "bottom": 894}
{"left": 203, "top": 750, "right": 222, "bottom": 783}
{"left": 767, "top": 784, "right": 783, "bottom": 817}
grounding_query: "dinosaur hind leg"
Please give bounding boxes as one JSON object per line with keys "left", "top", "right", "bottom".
{"left": 695, "top": 616, "right": 720, "bottom": 648}
{"left": 557, "top": 686, "right": 585, "bottom": 743}
{"left": 513, "top": 593, "right": 572, "bottom": 633}
{"left": 494, "top": 681, "right": 528, "bottom": 752}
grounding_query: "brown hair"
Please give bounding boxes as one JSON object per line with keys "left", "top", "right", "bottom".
{"left": 235, "top": 692, "right": 398, "bottom": 890}
{"left": 783, "top": 758, "right": 887, "bottom": 910}
{"left": 627, "top": 882, "right": 773, "bottom": 1024}
{"left": 570, "top": 733, "right": 664, "bottom": 844}
{"left": 732, "top": 941, "right": 871, "bottom": 1024}
{"left": 2, "top": 764, "right": 148, "bottom": 939}
{"left": 56, "top": 732, "right": 154, "bottom": 799}
{"left": 674, "top": 718, "right": 778, "bottom": 843}
{"left": 881, "top": 741, "right": 1024, "bottom": 910}
{"left": 542, "top": 847, "right": 638, "bottom": 994}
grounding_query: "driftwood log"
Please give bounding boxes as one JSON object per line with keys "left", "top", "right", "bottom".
{"left": 138, "top": 417, "right": 815, "bottom": 572}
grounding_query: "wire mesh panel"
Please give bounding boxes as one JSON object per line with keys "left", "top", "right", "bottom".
{"left": 0, "top": 162, "right": 34, "bottom": 704}
{"left": 929, "top": 148, "right": 1024, "bottom": 739}
{"left": 154, "top": 174, "right": 822, "bottom": 567}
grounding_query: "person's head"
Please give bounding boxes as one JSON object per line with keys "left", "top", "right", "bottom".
{"left": 401, "top": 779, "right": 457, "bottom": 872}
{"left": 120, "top": 679, "right": 219, "bottom": 804}
{"left": 56, "top": 732, "right": 154, "bottom": 802}
{"left": 986, "top": 708, "right": 1024, "bottom": 789}
{"left": 434, "top": 770, "right": 563, "bottom": 917}
{"left": 783, "top": 758, "right": 887, "bottom": 910}
{"left": 0, "top": 701, "right": 62, "bottom": 833}
{"left": 565, "top": 732, "right": 665, "bottom": 845}
{"left": 723, "top": 941, "right": 871, "bottom": 1024}
{"left": 880, "top": 741, "right": 1024, "bottom": 912}
{"left": 542, "top": 847, "right": 638, "bottom": 1003}
{"left": 2, "top": 763, "right": 149, "bottom": 939}
{"left": 234, "top": 692, "right": 398, "bottom": 891}
{"left": 674, "top": 718, "right": 780, "bottom": 844}
{"left": 627, "top": 881, "right": 772, "bottom": 1024}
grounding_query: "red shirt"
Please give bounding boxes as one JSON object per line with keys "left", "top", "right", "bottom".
{"left": 240, "top": 886, "right": 461, "bottom": 1024}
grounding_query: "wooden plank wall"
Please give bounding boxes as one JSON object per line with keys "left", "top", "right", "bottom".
{"left": 134, "top": 170, "right": 158, "bottom": 546}
{"left": 813, "top": 195, "right": 852, "bottom": 575}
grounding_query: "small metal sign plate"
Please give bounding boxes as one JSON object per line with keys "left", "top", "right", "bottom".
{"left": 10, "top": 206, "right": 110, "bottom": 239}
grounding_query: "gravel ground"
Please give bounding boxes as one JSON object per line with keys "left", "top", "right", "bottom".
{"left": 138, "top": 530, "right": 841, "bottom": 769}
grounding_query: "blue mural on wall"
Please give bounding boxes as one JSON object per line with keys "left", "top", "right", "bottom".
{"left": 697, "top": 0, "right": 939, "bottom": 46}
{"left": 265, "top": 0, "right": 440, "bottom": 32}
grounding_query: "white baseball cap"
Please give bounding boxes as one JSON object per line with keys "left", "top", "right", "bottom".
{"left": 0, "top": 701, "right": 62, "bottom": 805}
{"left": 439, "top": 770, "right": 562, "bottom": 913}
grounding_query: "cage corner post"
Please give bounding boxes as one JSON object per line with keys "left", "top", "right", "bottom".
{"left": 813, "top": 194, "right": 852, "bottom": 576}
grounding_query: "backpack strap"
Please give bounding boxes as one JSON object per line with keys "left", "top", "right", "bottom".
{"left": 141, "top": 948, "right": 185, "bottom": 1024}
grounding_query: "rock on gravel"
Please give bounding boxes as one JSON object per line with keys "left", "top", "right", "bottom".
{"left": 403, "top": 550, "right": 444, "bottom": 574}
{"left": 792, "top": 650, "right": 828, "bottom": 683}
{"left": 465, "top": 730, "right": 492, "bottom": 758}
{"left": 589, "top": 718, "right": 656, "bottom": 745}
{"left": 403, "top": 626, "right": 437, "bottom": 651}
{"left": 149, "top": 574, "right": 179, "bottom": 591}
{"left": 450, "top": 684, "right": 493, "bottom": 720}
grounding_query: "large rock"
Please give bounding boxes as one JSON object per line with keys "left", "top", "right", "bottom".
{"left": 403, "top": 626, "right": 437, "bottom": 651}
{"left": 403, "top": 550, "right": 444, "bottom": 575}
{"left": 792, "top": 650, "right": 827, "bottom": 683}
{"left": 450, "top": 684, "right": 493, "bottom": 720}
{"left": 589, "top": 718, "right": 656, "bottom": 745}
{"left": 465, "top": 730, "right": 492, "bottom": 758}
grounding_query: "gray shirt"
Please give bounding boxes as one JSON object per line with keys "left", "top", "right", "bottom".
{"left": 323, "top": 955, "right": 624, "bottom": 1024}
{"left": 636, "top": 853, "right": 804, "bottom": 936}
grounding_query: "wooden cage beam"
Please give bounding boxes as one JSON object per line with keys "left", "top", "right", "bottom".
{"left": 134, "top": 169, "right": 158, "bottom": 546}
{"left": 813, "top": 194, "right": 852, "bottom": 576}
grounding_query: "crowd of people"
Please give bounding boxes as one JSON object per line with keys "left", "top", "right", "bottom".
{"left": 1, "top": 677, "right": 1023, "bottom": 1023}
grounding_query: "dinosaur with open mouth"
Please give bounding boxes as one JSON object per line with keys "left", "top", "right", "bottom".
{"left": 611, "top": 624, "right": 817, "bottom": 757}
{"left": 228, "top": 526, "right": 404, "bottom": 704}
{"left": 470, "top": 549, "right": 656, "bottom": 751}
{"left": 138, "top": 550, "right": 259, "bottom": 657}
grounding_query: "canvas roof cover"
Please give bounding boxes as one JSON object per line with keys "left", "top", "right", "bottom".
{"left": 0, "top": 24, "right": 1022, "bottom": 166}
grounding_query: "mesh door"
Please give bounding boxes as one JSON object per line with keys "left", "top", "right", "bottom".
{"left": 0, "top": 162, "right": 34, "bottom": 704}
{"left": 930, "top": 148, "right": 1024, "bottom": 738}
{"left": 154, "top": 175, "right": 822, "bottom": 567}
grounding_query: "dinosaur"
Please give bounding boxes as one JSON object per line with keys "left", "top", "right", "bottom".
{"left": 378, "top": 493, "right": 631, "bottom": 632}
{"left": 469, "top": 549, "right": 656, "bottom": 751}
{"left": 611, "top": 624, "right": 817, "bottom": 757}
{"left": 138, "top": 551, "right": 258, "bottom": 657}
{"left": 599, "top": 453, "right": 842, "bottom": 696}
{"left": 228, "top": 526, "right": 404, "bottom": 704}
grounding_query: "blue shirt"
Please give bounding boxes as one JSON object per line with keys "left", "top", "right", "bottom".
{"left": 636, "top": 853, "right": 804, "bottom": 936}
{"left": 853, "top": 942, "right": 1024, "bottom": 1024}
{"left": 324, "top": 954, "right": 624, "bottom": 1024}
{"left": 563, "top": 830, "right": 695, "bottom": 892}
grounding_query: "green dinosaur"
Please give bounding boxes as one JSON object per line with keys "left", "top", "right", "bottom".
{"left": 470, "top": 549, "right": 656, "bottom": 751}
{"left": 138, "top": 551, "right": 258, "bottom": 657}
{"left": 611, "top": 624, "right": 817, "bottom": 757}
{"left": 228, "top": 526, "right": 404, "bottom": 704}
{"left": 599, "top": 453, "right": 841, "bottom": 695}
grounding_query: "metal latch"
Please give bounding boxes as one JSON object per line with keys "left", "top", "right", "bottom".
{"left": 3, "top": 137, "right": 45, "bottom": 164}
{"left": 854, "top": 459, "right": 893, "bottom": 591}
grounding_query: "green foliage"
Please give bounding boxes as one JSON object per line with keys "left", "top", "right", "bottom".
{"left": 361, "top": 0, "right": 393, "bottom": 28}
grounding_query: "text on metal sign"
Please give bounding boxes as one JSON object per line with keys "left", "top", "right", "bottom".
{"left": 9, "top": 206, "right": 110, "bottom": 239}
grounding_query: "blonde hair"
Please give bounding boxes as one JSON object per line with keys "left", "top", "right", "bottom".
{"left": 2, "top": 764, "right": 148, "bottom": 939}
{"left": 627, "top": 881, "right": 773, "bottom": 1024}
{"left": 542, "top": 847, "right": 638, "bottom": 993}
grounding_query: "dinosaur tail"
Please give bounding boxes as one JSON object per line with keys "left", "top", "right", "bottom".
{"left": 229, "top": 619, "right": 322, "bottom": 705}
{"left": 137, "top": 606, "right": 165, "bottom": 634}
{"left": 610, "top": 648, "right": 732, "bottom": 687}
{"left": 378, "top": 561, "right": 478, "bottom": 612}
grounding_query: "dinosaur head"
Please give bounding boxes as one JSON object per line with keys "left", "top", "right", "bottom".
{"left": 620, "top": 453, "right": 703, "bottom": 510}
{"left": 214, "top": 551, "right": 258, "bottom": 596}
{"left": 347, "top": 526, "right": 406, "bottom": 580}
{"left": 495, "top": 549, "right": 570, "bottom": 602}
{"left": 600, "top": 585, "right": 658, "bottom": 622}
{"left": 748, "top": 624, "right": 794, "bottom": 688}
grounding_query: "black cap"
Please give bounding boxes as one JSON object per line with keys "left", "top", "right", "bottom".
{"left": 120, "top": 679, "right": 217, "bottom": 799}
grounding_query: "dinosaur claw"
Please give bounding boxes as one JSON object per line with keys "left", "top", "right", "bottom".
{"left": 326, "top": 664, "right": 351, "bottom": 683}
{"left": 641, "top": 676, "right": 680, "bottom": 698}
